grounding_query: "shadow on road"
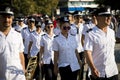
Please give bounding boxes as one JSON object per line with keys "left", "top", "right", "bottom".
{"left": 115, "top": 50, "right": 120, "bottom": 63}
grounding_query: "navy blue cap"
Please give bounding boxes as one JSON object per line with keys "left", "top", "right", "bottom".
{"left": 0, "top": 5, "right": 14, "bottom": 15}
{"left": 17, "top": 17, "right": 24, "bottom": 21}
{"left": 65, "top": 12, "right": 73, "bottom": 16}
{"left": 36, "top": 21, "right": 41, "bottom": 26}
{"left": 60, "top": 16, "right": 69, "bottom": 23}
{"left": 73, "top": 11, "right": 83, "bottom": 16}
{"left": 28, "top": 16, "right": 35, "bottom": 22}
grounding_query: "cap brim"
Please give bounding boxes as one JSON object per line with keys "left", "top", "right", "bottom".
{"left": 0, "top": 11, "right": 14, "bottom": 15}
{"left": 0, "top": 13, "right": 14, "bottom": 16}
{"left": 98, "top": 12, "right": 112, "bottom": 16}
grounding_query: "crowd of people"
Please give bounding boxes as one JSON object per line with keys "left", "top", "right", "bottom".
{"left": 0, "top": 4, "right": 120, "bottom": 80}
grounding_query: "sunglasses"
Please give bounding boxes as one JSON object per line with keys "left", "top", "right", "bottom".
{"left": 36, "top": 25, "right": 41, "bottom": 28}
{"left": 63, "top": 26, "right": 71, "bottom": 30}
{"left": 48, "top": 26, "right": 53, "bottom": 28}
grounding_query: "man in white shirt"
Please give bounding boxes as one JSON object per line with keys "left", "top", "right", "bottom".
{"left": 84, "top": 6, "right": 118, "bottom": 80}
{"left": 13, "top": 16, "right": 27, "bottom": 32}
{"left": 0, "top": 5, "right": 26, "bottom": 80}
{"left": 21, "top": 16, "right": 36, "bottom": 69}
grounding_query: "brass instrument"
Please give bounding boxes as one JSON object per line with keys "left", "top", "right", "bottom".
{"left": 25, "top": 56, "right": 38, "bottom": 80}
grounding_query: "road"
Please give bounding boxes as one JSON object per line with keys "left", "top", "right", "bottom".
{"left": 115, "top": 43, "right": 120, "bottom": 80}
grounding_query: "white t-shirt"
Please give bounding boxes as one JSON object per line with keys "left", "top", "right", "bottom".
{"left": 0, "top": 28, "right": 25, "bottom": 80}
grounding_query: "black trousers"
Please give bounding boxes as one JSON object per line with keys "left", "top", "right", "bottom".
{"left": 59, "top": 65, "right": 79, "bottom": 80}
{"left": 24, "top": 54, "right": 29, "bottom": 69}
{"left": 41, "top": 60, "right": 57, "bottom": 80}
{"left": 90, "top": 75, "right": 118, "bottom": 80}
{"left": 33, "top": 53, "right": 40, "bottom": 80}
{"left": 79, "top": 52, "right": 85, "bottom": 80}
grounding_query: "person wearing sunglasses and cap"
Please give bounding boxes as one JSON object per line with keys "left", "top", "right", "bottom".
{"left": 21, "top": 16, "right": 36, "bottom": 69}
{"left": 84, "top": 6, "right": 118, "bottom": 80}
{"left": 27, "top": 21, "right": 44, "bottom": 79}
{"left": 39, "top": 20, "right": 57, "bottom": 80}
{"left": 13, "top": 16, "right": 28, "bottom": 33}
{"left": 53, "top": 16, "right": 82, "bottom": 80}
{"left": 0, "top": 5, "right": 26, "bottom": 80}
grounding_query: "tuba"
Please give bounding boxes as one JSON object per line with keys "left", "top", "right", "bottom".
{"left": 25, "top": 56, "right": 38, "bottom": 80}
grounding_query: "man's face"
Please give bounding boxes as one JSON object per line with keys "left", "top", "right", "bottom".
{"left": 0, "top": 14, "right": 13, "bottom": 28}
{"left": 96, "top": 15, "right": 112, "bottom": 26}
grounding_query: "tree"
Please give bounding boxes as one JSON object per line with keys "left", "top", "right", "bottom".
{"left": 35, "top": 0, "right": 59, "bottom": 16}
{"left": 0, "top": 0, "right": 59, "bottom": 16}
{"left": 94, "top": 0, "right": 120, "bottom": 10}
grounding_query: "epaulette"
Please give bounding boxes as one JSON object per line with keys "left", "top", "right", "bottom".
{"left": 23, "top": 27, "right": 27, "bottom": 30}
{"left": 30, "top": 30, "right": 35, "bottom": 33}
{"left": 15, "top": 29, "right": 20, "bottom": 33}
{"left": 54, "top": 35, "right": 59, "bottom": 38}
{"left": 42, "top": 34, "right": 46, "bottom": 36}
{"left": 86, "top": 28, "right": 92, "bottom": 33}
{"left": 70, "top": 34, "right": 76, "bottom": 36}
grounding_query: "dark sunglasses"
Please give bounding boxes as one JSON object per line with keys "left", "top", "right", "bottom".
{"left": 36, "top": 25, "right": 41, "bottom": 28}
{"left": 63, "top": 26, "right": 71, "bottom": 30}
{"left": 48, "top": 26, "right": 53, "bottom": 28}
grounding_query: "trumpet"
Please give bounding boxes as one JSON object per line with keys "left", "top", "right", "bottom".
{"left": 25, "top": 56, "right": 38, "bottom": 80}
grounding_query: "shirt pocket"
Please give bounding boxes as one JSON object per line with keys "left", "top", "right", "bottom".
{"left": 94, "top": 38, "right": 106, "bottom": 49}
{"left": 10, "top": 40, "right": 19, "bottom": 53}
{"left": 109, "top": 38, "right": 116, "bottom": 48}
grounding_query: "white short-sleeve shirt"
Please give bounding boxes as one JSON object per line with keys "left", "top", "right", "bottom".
{"left": 13, "top": 24, "right": 28, "bottom": 32}
{"left": 75, "top": 23, "right": 84, "bottom": 53}
{"left": 53, "top": 33, "right": 80, "bottom": 72}
{"left": 53, "top": 27, "right": 61, "bottom": 35}
{"left": 29, "top": 31, "right": 44, "bottom": 57}
{"left": 40, "top": 33, "right": 55, "bottom": 64}
{"left": 84, "top": 26, "right": 118, "bottom": 78}
{"left": 69, "top": 24, "right": 77, "bottom": 36}
{"left": 21, "top": 27, "right": 36, "bottom": 54}
{"left": 0, "top": 28, "right": 25, "bottom": 80}
{"left": 82, "top": 22, "right": 95, "bottom": 35}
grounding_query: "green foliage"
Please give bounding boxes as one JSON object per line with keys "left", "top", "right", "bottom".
{"left": 0, "top": 0, "right": 59, "bottom": 16}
